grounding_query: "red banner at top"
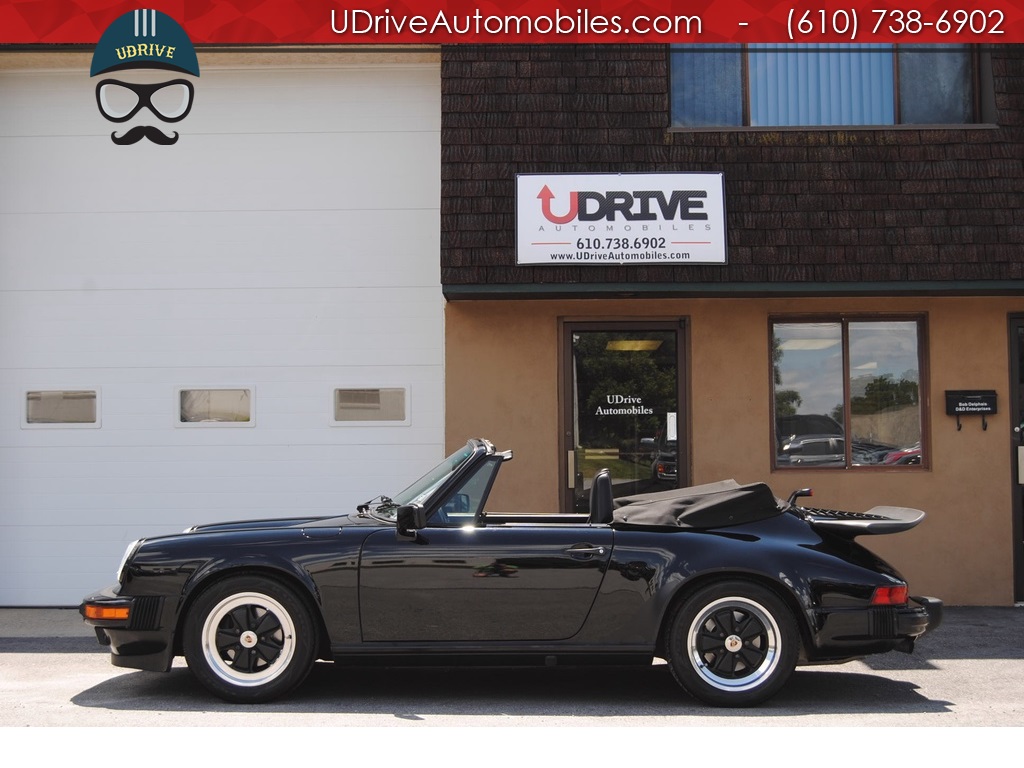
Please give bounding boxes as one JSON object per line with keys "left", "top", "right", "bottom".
{"left": 1, "top": 0, "right": 1022, "bottom": 44}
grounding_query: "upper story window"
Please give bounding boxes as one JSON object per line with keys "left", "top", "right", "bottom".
{"left": 772, "top": 317, "right": 925, "bottom": 469}
{"left": 671, "top": 44, "right": 989, "bottom": 128}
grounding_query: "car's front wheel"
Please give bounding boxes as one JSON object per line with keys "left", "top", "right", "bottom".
{"left": 666, "top": 580, "right": 799, "bottom": 707}
{"left": 182, "top": 575, "right": 316, "bottom": 703}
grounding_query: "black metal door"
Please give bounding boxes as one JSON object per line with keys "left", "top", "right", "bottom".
{"left": 1010, "top": 316, "right": 1024, "bottom": 602}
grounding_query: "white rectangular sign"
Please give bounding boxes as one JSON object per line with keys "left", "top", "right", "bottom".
{"left": 516, "top": 172, "right": 727, "bottom": 266}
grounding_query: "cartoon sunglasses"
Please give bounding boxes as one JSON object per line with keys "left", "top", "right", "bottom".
{"left": 95, "top": 79, "right": 194, "bottom": 123}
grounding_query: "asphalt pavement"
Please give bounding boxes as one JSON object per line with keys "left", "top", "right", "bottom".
{"left": 1, "top": 605, "right": 1022, "bottom": 735}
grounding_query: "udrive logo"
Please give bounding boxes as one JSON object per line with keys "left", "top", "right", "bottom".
{"left": 90, "top": 9, "right": 201, "bottom": 145}
{"left": 537, "top": 184, "right": 711, "bottom": 224}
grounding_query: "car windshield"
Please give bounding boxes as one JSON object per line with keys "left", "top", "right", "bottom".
{"left": 363, "top": 441, "right": 479, "bottom": 521}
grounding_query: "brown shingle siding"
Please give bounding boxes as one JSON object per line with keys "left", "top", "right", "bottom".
{"left": 441, "top": 44, "right": 1024, "bottom": 294}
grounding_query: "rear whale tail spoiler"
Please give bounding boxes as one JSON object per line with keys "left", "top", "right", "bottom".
{"left": 799, "top": 504, "right": 925, "bottom": 537}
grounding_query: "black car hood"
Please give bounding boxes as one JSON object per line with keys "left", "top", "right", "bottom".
{"left": 187, "top": 515, "right": 350, "bottom": 534}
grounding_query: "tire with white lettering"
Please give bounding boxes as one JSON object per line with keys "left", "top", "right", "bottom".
{"left": 183, "top": 575, "right": 316, "bottom": 703}
{"left": 666, "top": 580, "right": 799, "bottom": 707}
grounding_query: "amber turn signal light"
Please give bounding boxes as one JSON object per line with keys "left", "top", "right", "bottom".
{"left": 83, "top": 604, "right": 130, "bottom": 621}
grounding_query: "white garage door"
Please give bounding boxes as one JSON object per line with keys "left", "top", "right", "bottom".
{"left": 0, "top": 60, "right": 443, "bottom": 605}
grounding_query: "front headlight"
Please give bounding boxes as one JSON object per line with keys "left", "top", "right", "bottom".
{"left": 116, "top": 539, "right": 143, "bottom": 584}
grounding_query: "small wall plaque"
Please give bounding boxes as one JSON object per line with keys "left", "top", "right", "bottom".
{"left": 945, "top": 390, "right": 996, "bottom": 430}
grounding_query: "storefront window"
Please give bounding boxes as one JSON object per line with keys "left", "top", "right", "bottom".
{"left": 772, "top": 318, "right": 924, "bottom": 468}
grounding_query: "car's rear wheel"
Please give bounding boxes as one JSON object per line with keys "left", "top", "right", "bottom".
{"left": 183, "top": 575, "right": 316, "bottom": 703}
{"left": 666, "top": 580, "right": 799, "bottom": 707}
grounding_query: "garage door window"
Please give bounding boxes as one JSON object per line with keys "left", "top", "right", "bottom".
{"left": 178, "top": 388, "right": 253, "bottom": 425}
{"left": 333, "top": 388, "right": 408, "bottom": 425}
{"left": 772, "top": 318, "right": 925, "bottom": 469}
{"left": 24, "top": 390, "right": 99, "bottom": 427}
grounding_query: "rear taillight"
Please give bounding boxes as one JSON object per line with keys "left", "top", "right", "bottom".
{"left": 871, "top": 585, "right": 909, "bottom": 605}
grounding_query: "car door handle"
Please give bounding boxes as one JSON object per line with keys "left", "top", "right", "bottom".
{"left": 565, "top": 545, "right": 606, "bottom": 557}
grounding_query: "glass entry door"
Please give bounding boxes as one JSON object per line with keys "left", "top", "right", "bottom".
{"left": 564, "top": 323, "right": 686, "bottom": 513}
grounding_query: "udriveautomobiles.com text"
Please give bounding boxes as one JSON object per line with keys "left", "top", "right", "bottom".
{"left": 330, "top": 8, "right": 703, "bottom": 37}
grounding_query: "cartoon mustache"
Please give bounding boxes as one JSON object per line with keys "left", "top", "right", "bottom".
{"left": 110, "top": 126, "right": 180, "bottom": 145}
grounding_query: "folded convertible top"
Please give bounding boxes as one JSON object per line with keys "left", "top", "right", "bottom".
{"left": 612, "top": 479, "right": 783, "bottom": 529}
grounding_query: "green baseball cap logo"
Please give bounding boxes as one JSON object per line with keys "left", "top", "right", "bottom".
{"left": 91, "top": 9, "right": 199, "bottom": 145}
{"left": 91, "top": 9, "right": 199, "bottom": 77}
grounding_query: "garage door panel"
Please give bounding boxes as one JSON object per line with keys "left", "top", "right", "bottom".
{"left": 0, "top": 132, "right": 439, "bottom": 214}
{"left": 0, "top": 66, "right": 440, "bottom": 138}
{"left": 0, "top": 62, "right": 444, "bottom": 604}
{"left": 0, "top": 209, "right": 439, "bottom": 290}
{"left": 1, "top": 293, "right": 442, "bottom": 361}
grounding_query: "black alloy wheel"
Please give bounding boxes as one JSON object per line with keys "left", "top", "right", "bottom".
{"left": 183, "top": 575, "right": 316, "bottom": 703}
{"left": 666, "top": 580, "right": 799, "bottom": 707}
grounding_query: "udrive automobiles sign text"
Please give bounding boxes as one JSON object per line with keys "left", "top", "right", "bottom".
{"left": 516, "top": 173, "right": 727, "bottom": 265}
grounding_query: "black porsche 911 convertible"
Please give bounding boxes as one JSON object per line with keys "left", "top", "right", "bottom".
{"left": 81, "top": 438, "right": 942, "bottom": 707}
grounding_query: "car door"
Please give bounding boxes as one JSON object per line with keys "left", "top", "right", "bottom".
{"left": 358, "top": 524, "right": 614, "bottom": 642}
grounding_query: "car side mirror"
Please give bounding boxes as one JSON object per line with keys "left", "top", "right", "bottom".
{"left": 396, "top": 504, "right": 427, "bottom": 540}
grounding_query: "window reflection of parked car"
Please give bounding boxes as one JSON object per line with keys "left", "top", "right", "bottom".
{"left": 776, "top": 414, "right": 845, "bottom": 466}
{"left": 777, "top": 434, "right": 845, "bottom": 466}
{"left": 775, "top": 414, "right": 897, "bottom": 467}
{"left": 882, "top": 445, "right": 922, "bottom": 465}
{"left": 776, "top": 414, "right": 844, "bottom": 442}
{"left": 651, "top": 439, "right": 677, "bottom": 481}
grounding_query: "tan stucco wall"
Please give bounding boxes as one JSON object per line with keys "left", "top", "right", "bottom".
{"left": 446, "top": 295, "right": 1024, "bottom": 606}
